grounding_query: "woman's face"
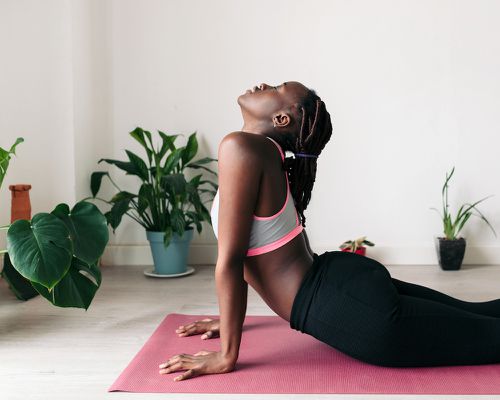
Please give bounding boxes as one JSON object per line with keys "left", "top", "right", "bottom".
{"left": 238, "top": 81, "right": 309, "bottom": 120}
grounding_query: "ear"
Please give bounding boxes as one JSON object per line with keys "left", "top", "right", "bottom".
{"left": 272, "top": 112, "right": 292, "bottom": 128}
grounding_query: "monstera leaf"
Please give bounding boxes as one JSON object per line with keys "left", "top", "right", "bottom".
{"left": 51, "top": 201, "right": 109, "bottom": 265}
{"left": 6, "top": 200, "right": 109, "bottom": 296}
{"left": 30, "top": 257, "right": 102, "bottom": 310}
{"left": 6, "top": 212, "right": 73, "bottom": 290}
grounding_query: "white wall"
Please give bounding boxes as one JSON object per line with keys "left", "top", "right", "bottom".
{"left": 1, "top": 0, "right": 499, "bottom": 266}
{"left": 0, "top": 0, "right": 76, "bottom": 267}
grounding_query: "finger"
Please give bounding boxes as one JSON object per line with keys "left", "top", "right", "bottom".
{"left": 201, "top": 331, "right": 212, "bottom": 339}
{"left": 193, "top": 350, "right": 209, "bottom": 356}
{"left": 159, "top": 361, "right": 184, "bottom": 374}
{"left": 174, "top": 369, "right": 197, "bottom": 381}
{"left": 176, "top": 323, "right": 194, "bottom": 333}
{"left": 201, "top": 318, "right": 213, "bottom": 322}
{"left": 178, "top": 326, "right": 198, "bottom": 336}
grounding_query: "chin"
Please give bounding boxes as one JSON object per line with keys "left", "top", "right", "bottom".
{"left": 237, "top": 91, "right": 250, "bottom": 104}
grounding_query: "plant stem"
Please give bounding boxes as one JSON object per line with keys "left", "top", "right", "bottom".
{"left": 92, "top": 197, "right": 112, "bottom": 204}
{"left": 0, "top": 225, "right": 11, "bottom": 230}
{"left": 0, "top": 249, "right": 8, "bottom": 254}
{"left": 106, "top": 173, "right": 124, "bottom": 193}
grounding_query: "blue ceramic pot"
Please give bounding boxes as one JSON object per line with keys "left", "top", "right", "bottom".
{"left": 146, "top": 228, "right": 193, "bottom": 275}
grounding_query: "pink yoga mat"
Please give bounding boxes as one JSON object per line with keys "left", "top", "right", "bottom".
{"left": 108, "top": 313, "right": 500, "bottom": 394}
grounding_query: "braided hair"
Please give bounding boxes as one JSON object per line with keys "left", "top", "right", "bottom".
{"left": 276, "top": 89, "right": 333, "bottom": 227}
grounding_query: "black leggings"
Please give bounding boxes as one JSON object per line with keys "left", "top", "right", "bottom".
{"left": 290, "top": 251, "right": 500, "bottom": 367}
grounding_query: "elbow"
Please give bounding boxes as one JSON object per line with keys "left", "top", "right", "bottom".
{"left": 216, "top": 251, "right": 246, "bottom": 268}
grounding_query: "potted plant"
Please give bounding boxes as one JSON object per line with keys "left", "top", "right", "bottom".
{"left": 86, "top": 127, "right": 218, "bottom": 277}
{"left": 430, "top": 166, "right": 497, "bottom": 270}
{"left": 339, "top": 236, "right": 375, "bottom": 256}
{"left": 0, "top": 137, "right": 109, "bottom": 309}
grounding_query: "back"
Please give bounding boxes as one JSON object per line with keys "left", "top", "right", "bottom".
{"left": 210, "top": 136, "right": 303, "bottom": 257}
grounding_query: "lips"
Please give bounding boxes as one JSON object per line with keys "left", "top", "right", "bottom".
{"left": 244, "top": 85, "right": 264, "bottom": 95}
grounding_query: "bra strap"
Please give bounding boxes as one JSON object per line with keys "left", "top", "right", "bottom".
{"left": 265, "top": 136, "right": 285, "bottom": 161}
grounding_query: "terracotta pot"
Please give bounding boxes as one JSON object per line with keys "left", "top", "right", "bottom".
{"left": 2, "top": 184, "right": 39, "bottom": 300}
{"left": 9, "top": 184, "right": 32, "bottom": 222}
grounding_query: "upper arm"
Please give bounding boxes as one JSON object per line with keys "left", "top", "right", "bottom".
{"left": 216, "top": 132, "right": 262, "bottom": 264}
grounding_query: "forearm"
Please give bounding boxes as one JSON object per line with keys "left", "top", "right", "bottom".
{"left": 215, "top": 259, "right": 248, "bottom": 365}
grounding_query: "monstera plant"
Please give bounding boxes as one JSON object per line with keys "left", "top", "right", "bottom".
{"left": 0, "top": 137, "right": 109, "bottom": 310}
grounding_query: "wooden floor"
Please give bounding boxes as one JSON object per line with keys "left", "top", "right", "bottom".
{"left": 1, "top": 261, "right": 500, "bottom": 400}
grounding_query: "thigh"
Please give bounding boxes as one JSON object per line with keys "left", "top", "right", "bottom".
{"left": 303, "top": 252, "right": 400, "bottom": 358}
{"left": 311, "top": 251, "right": 400, "bottom": 317}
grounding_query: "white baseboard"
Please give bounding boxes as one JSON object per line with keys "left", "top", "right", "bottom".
{"left": 99, "top": 243, "right": 500, "bottom": 267}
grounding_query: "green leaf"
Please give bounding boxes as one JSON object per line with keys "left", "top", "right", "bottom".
{"left": 185, "top": 164, "right": 218, "bottom": 176}
{"left": 465, "top": 200, "right": 498, "bottom": 238}
{"left": 130, "top": 127, "right": 153, "bottom": 165}
{"left": 126, "top": 150, "right": 150, "bottom": 181}
{"left": 6, "top": 213, "right": 73, "bottom": 290}
{"left": 31, "top": 257, "right": 101, "bottom": 310}
{"left": 455, "top": 212, "right": 472, "bottom": 236}
{"left": 0, "top": 137, "right": 24, "bottom": 190}
{"left": 8, "top": 137, "right": 24, "bottom": 155}
{"left": 158, "top": 131, "right": 180, "bottom": 152}
{"left": 90, "top": 171, "right": 109, "bottom": 197}
{"left": 110, "top": 191, "right": 137, "bottom": 203}
{"left": 138, "top": 183, "right": 161, "bottom": 226}
{"left": 98, "top": 158, "right": 137, "bottom": 176}
{"left": 186, "top": 156, "right": 217, "bottom": 167}
{"left": 181, "top": 132, "right": 198, "bottom": 165}
{"left": 200, "top": 179, "right": 218, "bottom": 191}
{"left": 0, "top": 253, "right": 39, "bottom": 300}
{"left": 51, "top": 201, "right": 109, "bottom": 265}
{"left": 162, "top": 174, "right": 187, "bottom": 196}
{"left": 163, "top": 226, "right": 173, "bottom": 248}
{"left": 170, "top": 208, "right": 186, "bottom": 234}
{"left": 163, "top": 148, "right": 184, "bottom": 174}
{"left": 108, "top": 198, "right": 132, "bottom": 231}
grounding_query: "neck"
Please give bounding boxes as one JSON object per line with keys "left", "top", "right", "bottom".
{"left": 241, "top": 119, "right": 273, "bottom": 135}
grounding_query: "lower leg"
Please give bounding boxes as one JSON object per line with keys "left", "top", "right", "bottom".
{"left": 376, "top": 294, "right": 500, "bottom": 367}
{"left": 391, "top": 277, "right": 500, "bottom": 318}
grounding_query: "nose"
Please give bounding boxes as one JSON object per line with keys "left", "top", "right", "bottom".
{"left": 259, "top": 83, "right": 270, "bottom": 90}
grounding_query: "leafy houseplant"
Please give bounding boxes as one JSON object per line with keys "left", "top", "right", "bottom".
{"left": 0, "top": 137, "right": 109, "bottom": 309}
{"left": 339, "top": 236, "right": 375, "bottom": 256}
{"left": 0, "top": 137, "right": 24, "bottom": 189}
{"left": 430, "top": 166, "right": 497, "bottom": 270}
{"left": 86, "top": 127, "right": 218, "bottom": 276}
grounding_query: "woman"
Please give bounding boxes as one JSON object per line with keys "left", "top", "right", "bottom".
{"left": 159, "top": 81, "right": 500, "bottom": 381}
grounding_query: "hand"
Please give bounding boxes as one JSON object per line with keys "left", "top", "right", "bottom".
{"left": 175, "top": 318, "right": 220, "bottom": 340}
{"left": 158, "top": 350, "right": 235, "bottom": 381}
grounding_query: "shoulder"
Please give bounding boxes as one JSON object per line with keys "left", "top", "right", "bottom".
{"left": 218, "top": 131, "right": 265, "bottom": 161}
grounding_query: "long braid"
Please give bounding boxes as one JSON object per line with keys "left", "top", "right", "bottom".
{"left": 282, "top": 90, "right": 333, "bottom": 227}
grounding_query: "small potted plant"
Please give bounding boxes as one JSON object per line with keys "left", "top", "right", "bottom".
{"left": 1, "top": 137, "right": 109, "bottom": 310}
{"left": 430, "top": 166, "right": 497, "bottom": 270}
{"left": 339, "top": 236, "right": 375, "bottom": 256}
{"left": 86, "top": 127, "right": 218, "bottom": 277}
